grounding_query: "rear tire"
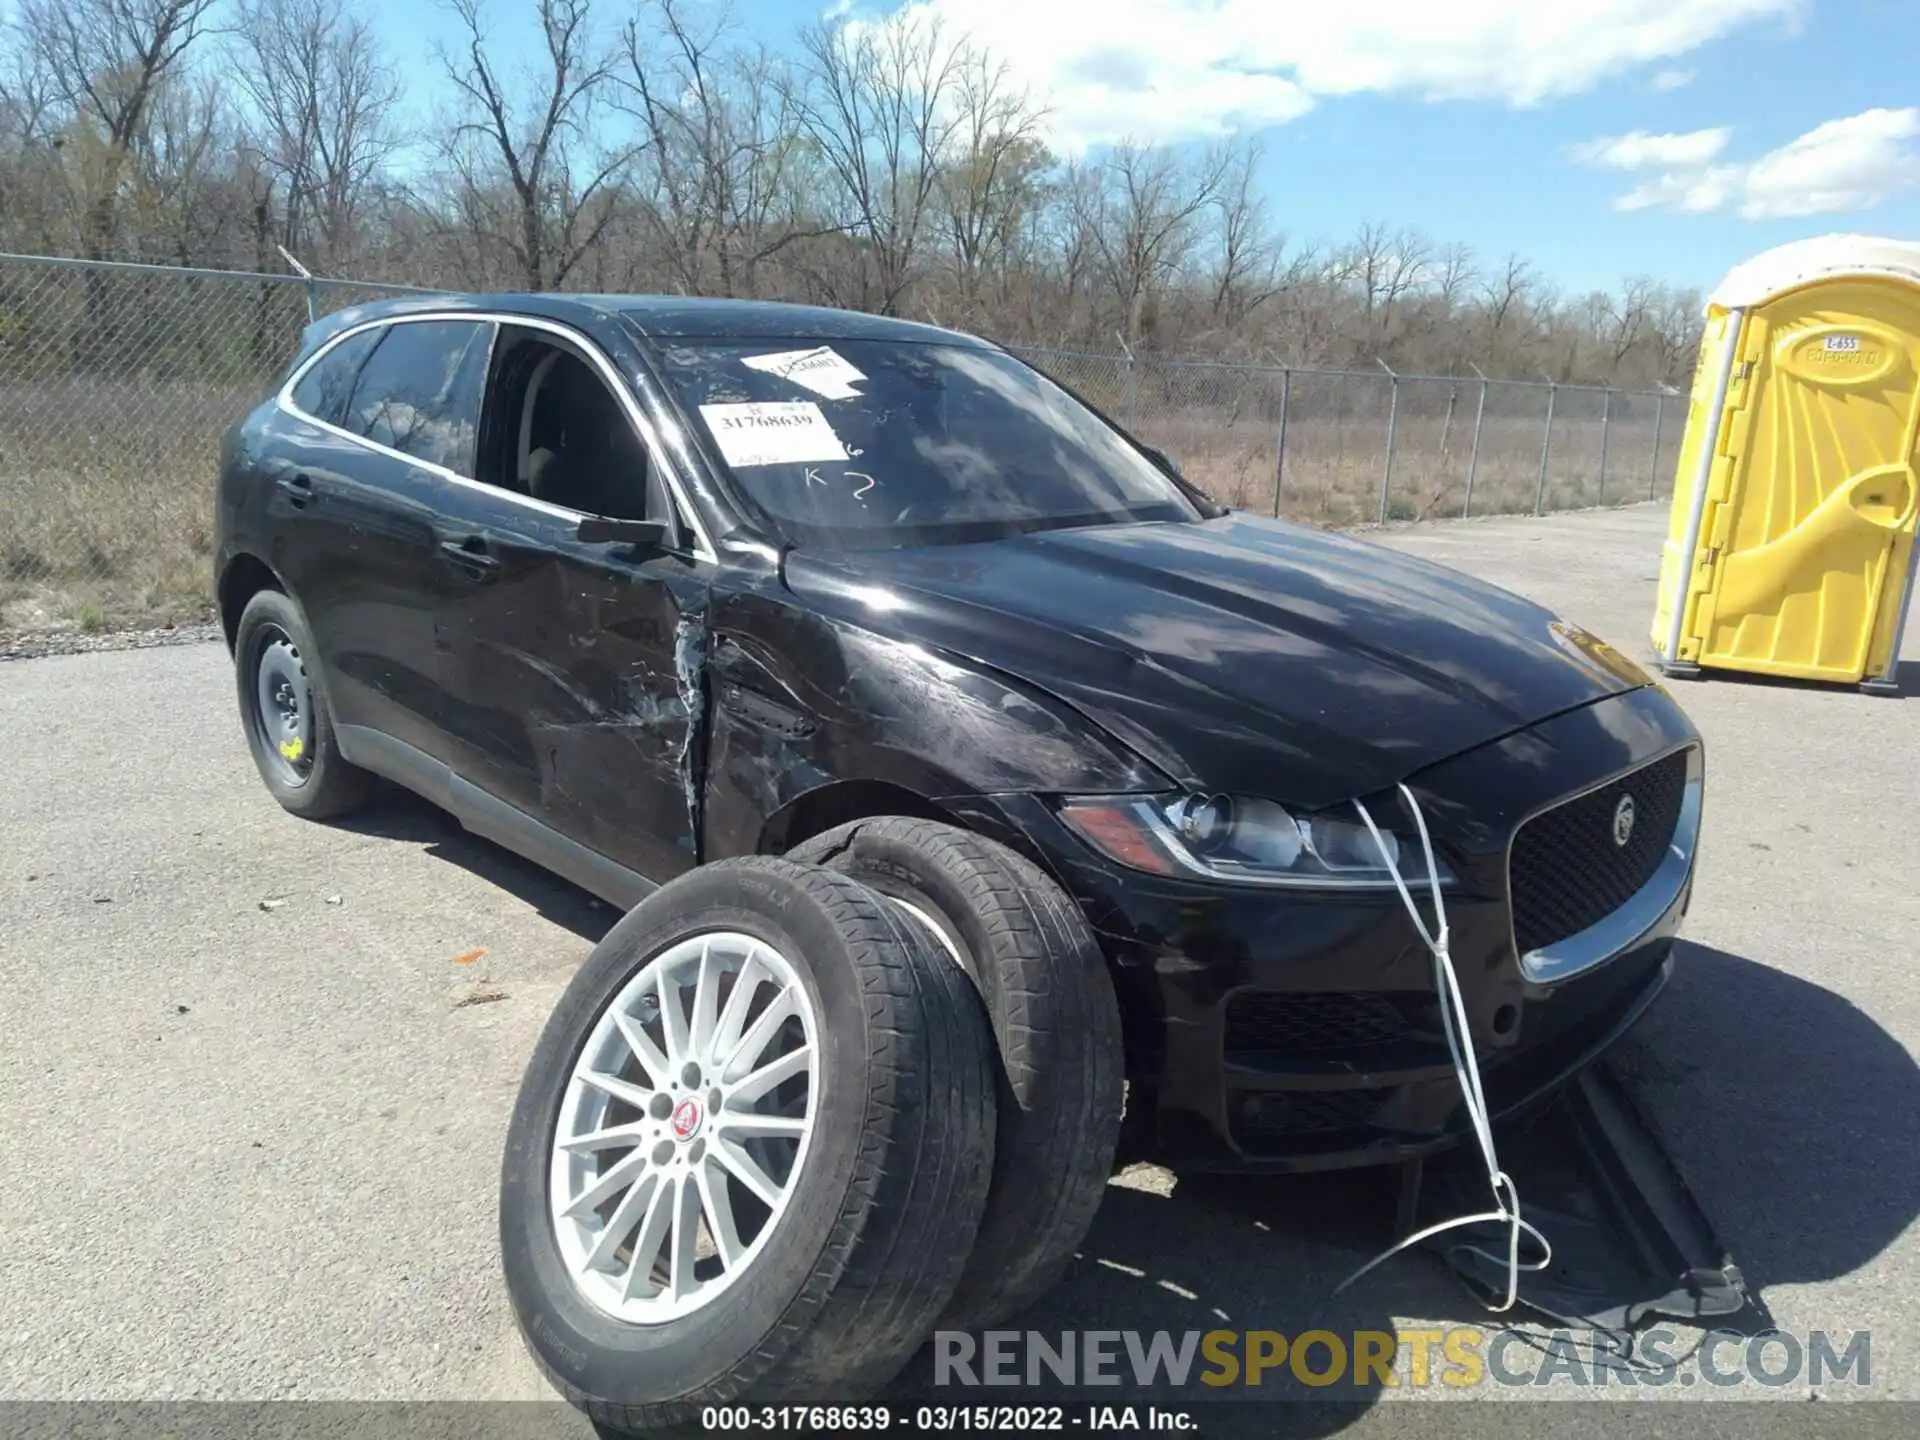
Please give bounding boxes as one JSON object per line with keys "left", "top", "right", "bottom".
{"left": 232, "top": 588, "right": 372, "bottom": 820}
{"left": 790, "top": 818, "right": 1125, "bottom": 1330}
{"left": 501, "top": 858, "right": 997, "bottom": 1431}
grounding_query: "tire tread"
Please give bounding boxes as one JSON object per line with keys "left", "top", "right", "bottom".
{"left": 791, "top": 819, "right": 1125, "bottom": 1331}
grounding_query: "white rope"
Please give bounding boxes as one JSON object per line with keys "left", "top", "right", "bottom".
{"left": 1332, "top": 783, "right": 1552, "bottom": 1312}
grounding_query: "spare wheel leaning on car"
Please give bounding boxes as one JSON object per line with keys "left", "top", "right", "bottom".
{"left": 499, "top": 857, "right": 997, "bottom": 1432}
{"left": 789, "top": 817, "right": 1126, "bottom": 1332}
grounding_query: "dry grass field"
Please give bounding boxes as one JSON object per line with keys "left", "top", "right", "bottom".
{"left": 2, "top": 377, "right": 254, "bottom": 634}
{"left": 1170, "top": 413, "right": 1683, "bottom": 523}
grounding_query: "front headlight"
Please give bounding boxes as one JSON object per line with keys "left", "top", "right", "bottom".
{"left": 1055, "top": 792, "right": 1457, "bottom": 889}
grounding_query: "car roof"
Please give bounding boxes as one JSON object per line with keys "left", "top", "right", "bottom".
{"left": 609, "top": 295, "right": 992, "bottom": 347}
{"left": 296, "top": 291, "right": 993, "bottom": 359}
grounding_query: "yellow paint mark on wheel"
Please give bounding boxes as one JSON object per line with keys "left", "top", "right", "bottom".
{"left": 278, "top": 737, "right": 306, "bottom": 762}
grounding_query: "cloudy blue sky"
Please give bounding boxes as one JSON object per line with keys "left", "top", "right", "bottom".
{"left": 380, "top": 0, "right": 1917, "bottom": 297}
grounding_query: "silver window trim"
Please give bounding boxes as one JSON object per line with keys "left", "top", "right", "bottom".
{"left": 1509, "top": 744, "right": 1703, "bottom": 985}
{"left": 275, "top": 310, "right": 718, "bottom": 563}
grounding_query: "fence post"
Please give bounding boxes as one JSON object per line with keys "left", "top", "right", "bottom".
{"left": 1272, "top": 368, "right": 1291, "bottom": 517}
{"left": 276, "top": 244, "right": 316, "bottom": 323}
{"left": 1115, "top": 332, "right": 1140, "bottom": 430}
{"left": 1463, "top": 365, "right": 1489, "bottom": 518}
{"left": 1647, "top": 392, "right": 1668, "bottom": 499}
{"left": 1377, "top": 359, "right": 1399, "bottom": 524}
{"left": 1534, "top": 380, "right": 1558, "bottom": 515}
{"left": 1597, "top": 388, "right": 1613, "bottom": 505}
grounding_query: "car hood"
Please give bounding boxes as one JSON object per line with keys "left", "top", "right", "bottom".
{"left": 781, "top": 512, "right": 1651, "bottom": 809}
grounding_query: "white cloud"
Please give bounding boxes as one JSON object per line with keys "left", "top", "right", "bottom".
{"left": 1571, "top": 128, "right": 1732, "bottom": 169}
{"left": 1577, "top": 107, "right": 1920, "bottom": 219}
{"left": 1740, "top": 108, "right": 1920, "bottom": 218}
{"left": 874, "top": 0, "right": 1797, "bottom": 151}
{"left": 1651, "top": 67, "right": 1697, "bottom": 90}
{"left": 1615, "top": 166, "right": 1747, "bottom": 212}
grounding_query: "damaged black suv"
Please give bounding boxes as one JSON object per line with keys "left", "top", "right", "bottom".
{"left": 216, "top": 294, "right": 1702, "bottom": 1414}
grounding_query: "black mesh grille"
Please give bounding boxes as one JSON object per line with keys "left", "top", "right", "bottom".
{"left": 1224, "top": 992, "right": 1411, "bottom": 1054}
{"left": 1233, "top": 1088, "right": 1391, "bottom": 1145}
{"left": 1509, "top": 750, "right": 1689, "bottom": 956}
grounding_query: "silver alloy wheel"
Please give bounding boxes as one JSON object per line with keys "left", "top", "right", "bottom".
{"left": 550, "top": 931, "right": 820, "bottom": 1324}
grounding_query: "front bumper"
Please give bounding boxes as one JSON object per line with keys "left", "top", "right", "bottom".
{"left": 981, "top": 684, "right": 1701, "bottom": 1173}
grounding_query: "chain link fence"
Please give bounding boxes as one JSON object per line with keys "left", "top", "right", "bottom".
{"left": 1, "top": 252, "right": 1685, "bottom": 638}
{"left": 1011, "top": 345, "right": 1684, "bottom": 528}
{"left": 0, "top": 253, "right": 426, "bottom": 637}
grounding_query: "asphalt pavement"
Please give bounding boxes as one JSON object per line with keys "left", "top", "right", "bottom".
{"left": 1, "top": 503, "right": 1915, "bottom": 1420}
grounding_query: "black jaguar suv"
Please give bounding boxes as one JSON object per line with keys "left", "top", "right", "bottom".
{"left": 214, "top": 292, "right": 1702, "bottom": 1418}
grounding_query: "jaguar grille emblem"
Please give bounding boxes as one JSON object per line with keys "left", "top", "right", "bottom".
{"left": 1612, "top": 794, "right": 1636, "bottom": 848}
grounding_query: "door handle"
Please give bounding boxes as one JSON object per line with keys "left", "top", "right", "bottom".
{"left": 275, "top": 472, "right": 314, "bottom": 507}
{"left": 437, "top": 536, "right": 500, "bottom": 575}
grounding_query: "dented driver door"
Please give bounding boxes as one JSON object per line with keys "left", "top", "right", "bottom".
{"left": 432, "top": 481, "right": 711, "bottom": 889}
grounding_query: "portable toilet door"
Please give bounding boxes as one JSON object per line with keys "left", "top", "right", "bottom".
{"left": 1652, "top": 234, "right": 1920, "bottom": 693}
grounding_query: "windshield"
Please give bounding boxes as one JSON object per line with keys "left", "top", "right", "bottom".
{"left": 649, "top": 337, "right": 1202, "bottom": 549}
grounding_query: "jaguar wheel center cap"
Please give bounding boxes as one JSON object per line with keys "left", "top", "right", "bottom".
{"left": 671, "top": 1096, "right": 703, "bottom": 1141}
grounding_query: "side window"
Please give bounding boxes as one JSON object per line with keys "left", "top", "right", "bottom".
{"left": 289, "top": 328, "right": 381, "bottom": 427}
{"left": 344, "top": 320, "right": 493, "bottom": 477}
{"left": 518, "top": 346, "right": 661, "bottom": 522}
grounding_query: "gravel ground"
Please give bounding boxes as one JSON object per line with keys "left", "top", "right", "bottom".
{"left": 0, "top": 620, "right": 223, "bottom": 663}
{"left": 1, "top": 504, "right": 1916, "bottom": 1422}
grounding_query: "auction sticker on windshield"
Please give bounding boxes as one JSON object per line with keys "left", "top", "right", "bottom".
{"left": 699, "top": 401, "right": 850, "bottom": 468}
{"left": 741, "top": 345, "right": 866, "bottom": 400}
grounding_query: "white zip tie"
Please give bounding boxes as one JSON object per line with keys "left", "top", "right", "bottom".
{"left": 1332, "top": 783, "right": 1552, "bottom": 1312}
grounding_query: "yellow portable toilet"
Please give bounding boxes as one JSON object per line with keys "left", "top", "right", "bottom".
{"left": 1651, "top": 234, "right": 1920, "bottom": 694}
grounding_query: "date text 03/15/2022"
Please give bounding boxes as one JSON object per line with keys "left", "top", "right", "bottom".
{"left": 700, "top": 1405, "right": 1198, "bottom": 1433}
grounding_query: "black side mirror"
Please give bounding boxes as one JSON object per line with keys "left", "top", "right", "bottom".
{"left": 577, "top": 516, "right": 666, "bottom": 549}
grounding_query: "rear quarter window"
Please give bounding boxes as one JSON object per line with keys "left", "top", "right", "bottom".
{"left": 342, "top": 320, "right": 494, "bottom": 477}
{"left": 289, "top": 328, "right": 381, "bottom": 428}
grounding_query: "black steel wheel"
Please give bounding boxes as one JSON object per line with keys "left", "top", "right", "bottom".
{"left": 232, "top": 588, "right": 372, "bottom": 819}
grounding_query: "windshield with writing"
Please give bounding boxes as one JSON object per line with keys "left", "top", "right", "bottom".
{"left": 651, "top": 338, "right": 1200, "bottom": 550}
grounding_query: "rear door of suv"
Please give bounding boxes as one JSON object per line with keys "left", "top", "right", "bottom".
{"left": 271, "top": 316, "right": 494, "bottom": 766}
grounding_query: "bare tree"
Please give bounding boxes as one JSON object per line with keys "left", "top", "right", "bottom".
{"left": 619, "top": 0, "right": 819, "bottom": 297}
{"left": 1338, "top": 221, "right": 1431, "bottom": 342}
{"left": 1480, "top": 253, "right": 1534, "bottom": 337}
{"left": 1649, "top": 284, "right": 1704, "bottom": 385}
{"left": 1202, "top": 139, "right": 1287, "bottom": 332}
{"left": 0, "top": 40, "right": 64, "bottom": 249}
{"left": 0, "top": 0, "right": 1713, "bottom": 390}
{"left": 792, "top": 10, "right": 964, "bottom": 315}
{"left": 1432, "top": 243, "right": 1477, "bottom": 308}
{"left": 1076, "top": 140, "right": 1234, "bottom": 347}
{"left": 232, "top": 0, "right": 400, "bottom": 269}
{"left": 127, "top": 70, "right": 235, "bottom": 264}
{"left": 18, "top": 0, "right": 218, "bottom": 261}
{"left": 441, "top": 0, "right": 626, "bottom": 291}
{"left": 931, "top": 45, "right": 1046, "bottom": 317}
{"left": 1600, "top": 275, "right": 1655, "bottom": 373}
{"left": 0, "top": 39, "right": 55, "bottom": 144}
